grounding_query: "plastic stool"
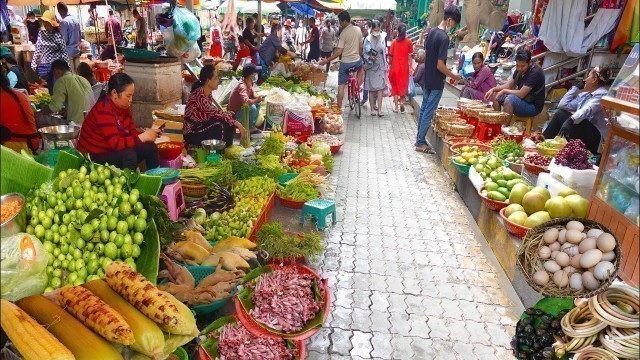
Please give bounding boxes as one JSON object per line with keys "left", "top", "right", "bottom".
{"left": 511, "top": 116, "right": 533, "bottom": 134}
{"left": 94, "top": 68, "right": 111, "bottom": 82}
{"left": 159, "top": 180, "right": 185, "bottom": 221}
{"left": 300, "top": 199, "right": 337, "bottom": 231}
{"left": 476, "top": 121, "right": 503, "bottom": 142}
{"left": 159, "top": 155, "right": 183, "bottom": 169}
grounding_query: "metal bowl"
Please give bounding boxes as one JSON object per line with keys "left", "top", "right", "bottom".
{"left": 38, "top": 125, "right": 81, "bottom": 141}
{"left": 201, "top": 139, "right": 226, "bottom": 151}
{"left": 1, "top": 193, "right": 26, "bottom": 238}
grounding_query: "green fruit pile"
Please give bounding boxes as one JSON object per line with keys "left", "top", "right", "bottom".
{"left": 204, "top": 196, "right": 267, "bottom": 241}
{"left": 474, "top": 155, "right": 505, "bottom": 179}
{"left": 504, "top": 187, "right": 590, "bottom": 228}
{"left": 24, "top": 165, "right": 147, "bottom": 291}
{"left": 482, "top": 166, "right": 525, "bottom": 202}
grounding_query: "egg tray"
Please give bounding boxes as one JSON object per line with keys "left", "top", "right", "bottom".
{"left": 516, "top": 217, "right": 622, "bottom": 299}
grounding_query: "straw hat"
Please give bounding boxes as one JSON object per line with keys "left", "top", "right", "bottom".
{"left": 40, "top": 10, "right": 59, "bottom": 27}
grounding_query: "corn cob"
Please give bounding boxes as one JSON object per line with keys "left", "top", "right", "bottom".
{"left": 0, "top": 299, "right": 74, "bottom": 360}
{"left": 16, "top": 295, "right": 122, "bottom": 360}
{"left": 105, "top": 261, "right": 197, "bottom": 336}
{"left": 83, "top": 279, "right": 165, "bottom": 359}
{"left": 58, "top": 286, "right": 135, "bottom": 345}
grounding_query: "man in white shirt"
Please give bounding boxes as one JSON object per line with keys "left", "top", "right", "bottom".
{"left": 319, "top": 11, "right": 363, "bottom": 109}
{"left": 8, "top": 6, "right": 23, "bottom": 24}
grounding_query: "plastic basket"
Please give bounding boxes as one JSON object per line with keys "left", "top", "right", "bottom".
{"left": 523, "top": 159, "right": 550, "bottom": 175}
{"left": 451, "top": 158, "right": 471, "bottom": 175}
{"left": 234, "top": 264, "right": 330, "bottom": 341}
{"left": 449, "top": 142, "right": 492, "bottom": 155}
{"left": 478, "top": 186, "right": 509, "bottom": 211}
{"left": 145, "top": 167, "right": 180, "bottom": 185}
{"left": 279, "top": 173, "right": 298, "bottom": 187}
{"left": 247, "top": 192, "right": 275, "bottom": 240}
{"left": 158, "top": 141, "right": 185, "bottom": 159}
{"left": 536, "top": 142, "right": 561, "bottom": 156}
{"left": 506, "top": 161, "right": 524, "bottom": 174}
{"left": 498, "top": 207, "right": 530, "bottom": 238}
{"left": 276, "top": 191, "right": 319, "bottom": 209}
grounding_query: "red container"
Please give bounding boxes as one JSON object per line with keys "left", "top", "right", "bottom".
{"left": 276, "top": 191, "right": 320, "bottom": 209}
{"left": 247, "top": 192, "right": 276, "bottom": 240}
{"left": 478, "top": 186, "right": 509, "bottom": 211}
{"left": 475, "top": 122, "right": 503, "bottom": 142}
{"left": 523, "top": 159, "right": 549, "bottom": 176}
{"left": 234, "top": 264, "right": 331, "bottom": 341}
{"left": 499, "top": 207, "right": 531, "bottom": 238}
{"left": 329, "top": 140, "right": 344, "bottom": 154}
{"left": 298, "top": 135, "right": 344, "bottom": 154}
{"left": 157, "top": 141, "right": 185, "bottom": 159}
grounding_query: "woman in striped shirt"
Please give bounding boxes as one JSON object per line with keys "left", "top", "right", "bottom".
{"left": 77, "top": 73, "right": 162, "bottom": 170}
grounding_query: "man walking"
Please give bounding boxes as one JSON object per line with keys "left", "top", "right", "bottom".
{"left": 415, "top": 5, "right": 462, "bottom": 154}
{"left": 304, "top": 17, "right": 320, "bottom": 62}
{"left": 133, "top": 9, "right": 148, "bottom": 49}
{"left": 57, "top": 2, "right": 81, "bottom": 72}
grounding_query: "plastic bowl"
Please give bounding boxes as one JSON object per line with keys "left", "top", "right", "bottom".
{"left": 451, "top": 158, "right": 471, "bottom": 175}
{"left": 145, "top": 167, "right": 180, "bottom": 184}
{"left": 450, "top": 142, "right": 492, "bottom": 155}
{"left": 499, "top": 207, "right": 531, "bottom": 238}
{"left": 157, "top": 141, "right": 184, "bottom": 159}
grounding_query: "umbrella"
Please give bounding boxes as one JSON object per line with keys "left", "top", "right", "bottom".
{"left": 218, "top": 0, "right": 280, "bottom": 14}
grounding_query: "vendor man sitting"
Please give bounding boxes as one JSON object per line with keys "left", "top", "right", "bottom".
{"left": 485, "top": 49, "right": 546, "bottom": 118}
{"left": 40, "top": 59, "right": 93, "bottom": 126}
{"left": 543, "top": 67, "right": 611, "bottom": 155}
{"left": 228, "top": 63, "right": 265, "bottom": 131}
{"left": 77, "top": 73, "right": 161, "bottom": 170}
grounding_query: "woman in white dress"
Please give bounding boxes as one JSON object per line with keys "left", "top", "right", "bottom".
{"left": 363, "top": 21, "right": 387, "bottom": 117}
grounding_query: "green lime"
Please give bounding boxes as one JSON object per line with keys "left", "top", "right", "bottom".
{"left": 74, "top": 199, "right": 84, "bottom": 210}
{"left": 88, "top": 259, "right": 100, "bottom": 274}
{"left": 43, "top": 241, "right": 54, "bottom": 253}
{"left": 77, "top": 267, "right": 88, "bottom": 281}
{"left": 94, "top": 243, "right": 105, "bottom": 255}
{"left": 120, "top": 243, "right": 133, "bottom": 258}
{"left": 131, "top": 244, "right": 141, "bottom": 258}
{"left": 73, "top": 248, "right": 82, "bottom": 260}
{"left": 83, "top": 180, "right": 92, "bottom": 191}
{"left": 80, "top": 224, "right": 93, "bottom": 241}
{"left": 134, "top": 218, "right": 147, "bottom": 233}
{"left": 85, "top": 242, "right": 94, "bottom": 252}
{"left": 52, "top": 268, "right": 62, "bottom": 279}
{"left": 50, "top": 277, "right": 62, "bottom": 289}
{"left": 89, "top": 171, "right": 98, "bottom": 183}
{"left": 138, "top": 209, "right": 148, "bottom": 220}
{"left": 60, "top": 243, "right": 69, "bottom": 255}
{"left": 107, "top": 216, "right": 118, "bottom": 231}
{"left": 34, "top": 225, "right": 45, "bottom": 239}
{"left": 123, "top": 234, "right": 133, "bottom": 245}
{"left": 76, "top": 238, "right": 86, "bottom": 250}
{"left": 119, "top": 201, "right": 132, "bottom": 216}
{"left": 114, "top": 234, "right": 125, "bottom": 247}
{"left": 100, "top": 229, "right": 110, "bottom": 242}
{"left": 41, "top": 217, "right": 53, "bottom": 229}
{"left": 72, "top": 186, "right": 83, "bottom": 199}
{"left": 67, "top": 272, "right": 78, "bottom": 284}
{"left": 133, "top": 232, "right": 144, "bottom": 245}
{"left": 79, "top": 166, "right": 88, "bottom": 175}
{"left": 133, "top": 201, "right": 144, "bottom": 214}
{"left": 104, "top": 243, "right": 117, "bottom": 259}
{"left": 44, "top": 229, "right": 54, "bottom": 242}
{"left": 75, "top": 259, "right": 85, "bottom": 271}
{"left": 126, "top": 215, "right": 135, "bottom": 230}
{"left": 116, "top": 221, "right": 128, "bottom": 235}
{"left": 128, "top": 192, "right": 139, "bottom": 206}
{"left": 61, "top": 259, "right": 69, "bottom": 269}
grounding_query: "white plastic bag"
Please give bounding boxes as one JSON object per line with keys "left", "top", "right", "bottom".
{"left": 1, "top": 233, "right": 49, "bottom": 301}
{"left": 549, "top": 158, "right": 598, "bottom": 197}
{"left": 271, "top": 63, "right": 290, "bottom": 77}
{"left": 213, "top": 77, "right": 239, "bottom": 106}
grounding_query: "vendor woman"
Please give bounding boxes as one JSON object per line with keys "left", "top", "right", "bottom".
{"left": 77, "top": 73, "right": 161, "bottom": 170}
{"left": 184, "top": 65, "right": 247, "bottom": 147}
{"left": 460, "top": 52, "right": 496, "bottom": 101}
{"left": 228, "top": 63, "right": 265, "bottom": 131}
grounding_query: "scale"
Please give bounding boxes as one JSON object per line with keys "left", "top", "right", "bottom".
{"left": 36, "top": 125, "right": 82, "bottom": 167}
{"left": 200, "top": 139, "right": 225, "bottom": 163}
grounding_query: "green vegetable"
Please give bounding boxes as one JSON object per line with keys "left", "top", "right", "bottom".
{"left": 259, "top": 137, "right": 285, "bottom": 157}
{"left": 179, "top": 160, "right": 236, "bottom": 189}
{"left": 277, "top": 182, "right": 318, "bottom": 202}
{"left": 233, "top": 176, "right": 277, "bottom": 198}
{"left": 256, "top": 222, "right": 324, "bottom": 261}
{"left": 311, "top": 142, "right": 331, "bottom": 156}
{"left": 321, "top": 153, "right": 334, "bottom": 173}
{"left": 193, "top": 208, "right": 207, "bottom": 225}
{"left": 493, "top": 139, "right": 524, "bottom": 160}
{"left": 231, "top": 160, "right": 283, "bottom": 180}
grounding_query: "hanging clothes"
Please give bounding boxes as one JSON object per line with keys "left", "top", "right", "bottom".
{"left": 539, "top": 0, "right": 588, "bottom": 55}
{"left": 611, "top": 0, "right": 638, "bottom": 52}
{"left": 578, "top": 8, "right": 622, "bottom": 56}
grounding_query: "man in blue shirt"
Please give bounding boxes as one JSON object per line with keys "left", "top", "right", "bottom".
{"left": 57, "top": 2, "right": 81, "bottom": 72}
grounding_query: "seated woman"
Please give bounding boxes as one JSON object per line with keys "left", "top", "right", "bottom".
{"left": 77, "top": 73, "right": 161, "bottom": 170}
{"left": 76, "top": 61, "right": 104, "bottom": 111}
{"left": 184, "top": 65, "right": 247, "bottom": 148}
{"left": 543, "top": 67, "right": 611, "bottom": 155}
{"left": 228, "top": 63, "right": 265, "bottom": 131}
{"left": 460, "top": 52, "right": 496, "bottom": 101}
{"left": 0, "top": 70, "right": 39, "bottom": 153}
{"left": 485, "top": 49, "right": 545, "bottom": 118}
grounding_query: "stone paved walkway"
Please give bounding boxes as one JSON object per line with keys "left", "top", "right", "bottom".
{"left": 305, "top": 95, "right": 523, "bottom": 359}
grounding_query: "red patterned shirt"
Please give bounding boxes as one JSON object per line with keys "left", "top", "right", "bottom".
{"left": 184, "top": 87, "right": 236, "bottom": 136}
{"left": 77, "top": 97, "right": 140, "bottom": 154}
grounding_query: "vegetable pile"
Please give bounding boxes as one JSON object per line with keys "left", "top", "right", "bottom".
{"left": 217, "top": 322, "right": 297, "bottom": 360}
{"left": 256, "top": 222, "right": 324, "bottom": 261}
{"left": 259, "top": 137, "right": 285, "bottom": 157}
{"left": 492, "top": 138, "right": 525, "bottom": 161}
{"left": 179, "top": 161, "right": 235, "bottom": 189}
{"left": 305, "top": 133, "right": 342, "bottom": 147}
{"left": 554, "top": 139, "right": 593, "bottom": 170}
{"left": 513, "top": 307, "right": 567, "bottom": 359}
{"left": 278, "top": 182, "right": 318, "bottom": 202}
{"left": 249, "top": 267, "right": 323, "bottom": 333}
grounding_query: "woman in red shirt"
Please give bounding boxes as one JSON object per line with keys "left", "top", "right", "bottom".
{"left": 0, "top": 70, "right": 39, "bottom": 153}
{"left": 184, "top": 65, "right": 247, "bottom": 148}
{"left": 77, "top": 73, "right": 162, "bottom": 170}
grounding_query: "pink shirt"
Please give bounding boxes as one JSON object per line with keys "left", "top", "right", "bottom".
{"left": 467, "top": 65, "right": 497, "bottom": 98}
{"left": 227, "top": 81, "right": 256, "bottom": 113}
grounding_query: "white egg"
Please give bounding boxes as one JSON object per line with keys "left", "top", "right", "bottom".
{"left": 543, "top": 228, "right": 559, "bottom": 244}
{"left": 601, "top": 251, "right": 616, "bottom": 262}
{"left": 563, "top": 266, "right": 576, "bottom": 274}
{"left": 593, "top": 261, "right": 615, "bottom": 280}
{"left": 553, "top": 270, "right": 569, "bottom": 288}
{"left": 544, "top": 260, "right": 561, "bottom": 273}
{"left": 582, "top": 271, "right": 600, "bottom": 290}
{"left": 587, "top": 229, "right": 604, "bottom": 239}
{"left": 563, "top": 245, "right": 580, "bottom": 256}
{"left": 539, "top": 246, "right": 552, "bottom": 260}
{"left": 570, "top": 273, "right": 584, "bottom": 290}
{"left": 558, "top": 229, "right": 567, "bottom": 244}
{"left": 566, "top": 229, "right": 584, "bottom": 245}
{"left": 533, "top": 270, "right": 550, "bottom": 286}
{"left": 580, "top": 249, "right": 603, "bottom": 269}
{"left": 597, "top": 233, "right": 616, "bottom": 253}
{"left": 570, "top": 254, "right": 582, "bottom": 269}
{"left": 551, "top": 250, "right": 560, "bottom": 260}
{"left": 566, "top": 221, "right": 585, "bottom": 232}
{"left": 549, "top": 242, "right": 561, "bottom": 251}
{"left": 579, "top": 238, "right": 597, "bottom": 254}
{"left": 555, "top": 252, "right": 570, "bottom": 267}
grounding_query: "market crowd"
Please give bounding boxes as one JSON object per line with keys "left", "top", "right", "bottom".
{"left": 1, "top": 4, "right": 613, "bottom": 172}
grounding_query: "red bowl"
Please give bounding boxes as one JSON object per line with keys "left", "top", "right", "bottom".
{"left": 157, "top": 141, "right": 184, "bottom": 159}
{"left": 523, "top": 159, "right": 550, "bottom": 176}
{"left": 276, "top": 191, "right": 320, "bottom": 209}
{"left": 297, "top": 135, "right": 344, "bottom": 154}
{"left": 478, "top": 186, "right": 509, "bottom": 211}
{"left": 499, "top": 207, "right": 531, "bottom": 238}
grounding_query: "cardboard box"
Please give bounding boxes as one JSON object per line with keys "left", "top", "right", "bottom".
{"left": 153, "top": 119, "right": 183, "bottom": 142}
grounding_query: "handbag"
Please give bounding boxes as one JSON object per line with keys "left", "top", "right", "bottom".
{"left": 408, "top": 75, "right": 417, "bottom": 97}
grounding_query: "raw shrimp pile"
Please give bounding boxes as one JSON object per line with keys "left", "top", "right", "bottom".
{"left": 217, "top": 323, "right": 297, "bottom": 359}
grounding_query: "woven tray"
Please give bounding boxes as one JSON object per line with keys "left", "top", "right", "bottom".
{"left": 446, "top": 123, "right": 475, "bottom": 137}
{"left": 182, "top": 182, "right": 208, "bottom": 198}
{"left": 478, "top": 111, "right": 511, "bottom": 125}
{"left": 153, "top": 109, "right": 184, "bottom": 123}
{"left": 466, "top": 106, "right": 492, "bottom": 118}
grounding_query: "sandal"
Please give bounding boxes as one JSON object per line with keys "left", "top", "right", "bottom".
{"left": 400, "top": 105, "right": 405, "bottom": 113}
{"left": 392, "top": 108, "right": 399, "bottom": 113}
{"left": 377, "top": 112, "right": 384, "bottom": 117}
{"left": 415, "top": 145, "right": 435, "bottom": 154}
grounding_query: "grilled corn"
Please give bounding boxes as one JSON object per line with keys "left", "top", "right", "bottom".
{"left": 0, "top": 299, "right": 74, "bottom": 360}
{"left": 58, "top": 286, "right": 134, "bottom": 345}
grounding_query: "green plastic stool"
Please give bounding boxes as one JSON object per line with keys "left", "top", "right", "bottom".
{"left": 300, "top": 198, "right": 337, "bottom": 230}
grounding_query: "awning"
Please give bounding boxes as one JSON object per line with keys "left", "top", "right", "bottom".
{"left": 347, "top": 0, "right": 395, "bottom": 16}
{"left": 218, "top": 0, "right": 281, "bottom": 14}
{"left": 7, "top": 0, "right": 109, "bottom": 5}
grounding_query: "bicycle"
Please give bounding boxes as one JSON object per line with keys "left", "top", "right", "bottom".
{"left": 346, "top": 66, "right": 361, "bottom": 119}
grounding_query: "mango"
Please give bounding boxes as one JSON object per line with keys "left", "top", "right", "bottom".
{"left": 505, "top": 204, "right": 526, "bottom": 218}
{"left": 509, "top": 183, "right": 529, "bottom": 205}
{"left": 497, "top": 187, "right": 510, "bottom": 198}
{"left": 487, "top": 191, "right": 507, "bottom": 202}
{"left": 485, "top": 182, "right": 499, "bottom": 191}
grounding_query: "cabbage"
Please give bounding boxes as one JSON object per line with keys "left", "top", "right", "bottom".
{"left": 193, "top": 208, "right": 207, "bottom": 225}
{"left": 311, "top": 142, "right": 331, "bottom": 156}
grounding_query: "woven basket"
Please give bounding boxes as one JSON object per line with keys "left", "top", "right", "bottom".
{"left": 478, "top": 111, "right": 512, "bottom": 125}
{"left": 446, "top": 123, "right": 475, "bottom": 137}
{"left": 153, "top": 109, "right": 184, "bottom": 123}
{"left": 516, "top": 218, "right": 622, "bottom": 298}
{"left": 466, "top": 106, "right": 491, "bottom": 118}
{"left": 457, "top": 99, "right": 483, "bottom": 108}
{"left": 182, "top": 182, "right": 208, "bottom": 198}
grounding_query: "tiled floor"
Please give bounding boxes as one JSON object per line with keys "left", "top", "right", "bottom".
{"left": 304, "top": 79, "right": 522, "bottom": 359}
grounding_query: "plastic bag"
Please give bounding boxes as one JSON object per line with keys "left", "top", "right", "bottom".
{"left": 1, "top": 233, "right": 49, "bottom": 301}
{"left": 408, "top": 75, "right": 416, "bottom": 97}
{"left": 271, "top": 63, "right": 290, "bottom": 77}
{"left": 172, "top": 7, "right": 201, "bottom": 53}
{"left": 549, "top": 158, "right": 598, "bottom": 198}
{"left": 212, "top": 77, "right": 239, "bottom": 106}
{"left": 283, "top": 103, "right": 313, "bottom": 135}
{"left": 320, "top": 114, "right": 344, "bottom": 134}
{"left": 181, "top": 43, "right": 201, "bottom": 64}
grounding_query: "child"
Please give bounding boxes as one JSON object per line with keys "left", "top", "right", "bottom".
{"left": 234, "top": 36, "right": 251, "bottom": 69}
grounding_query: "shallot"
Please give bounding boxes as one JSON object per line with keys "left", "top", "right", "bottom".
{"left": 217, "top": 322, "right": 297, "bottom": 360}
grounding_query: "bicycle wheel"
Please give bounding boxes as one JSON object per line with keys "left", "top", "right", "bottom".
{"left": 355, "top": 94, "right": 361, "bottom": 119}
{"left": 348, "top": 85, "right": 355, "bottom": 110}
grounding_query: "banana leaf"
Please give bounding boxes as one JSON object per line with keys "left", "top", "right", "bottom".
{"left": 200, "top": 315, "right": 300, "bottom": 359}
{"left": 137, "top": 219, "right": 160, "bottom": 284}
{"left": 1, "top": 146, "right": 52, "bottom": 195}
{"left": 237, "top": 265, "right": 326, "bottom": 337}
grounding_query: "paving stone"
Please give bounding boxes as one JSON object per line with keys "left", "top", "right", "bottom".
{"left": 370, "top": 311, "right": 392, "bottom": 333}
{"left": 487, "top": 322, "right": 514, "bottom": 348}
{"left": 307, "top": 327, "right": 332, "bottom": 353}
{"left": 391, "top": 334, "right": 414, "bottom": 359}
{"left": 425, "top": 316, "right": 450, "bottom": 340}
{"left": 329, "top": 328, "right": 353, "bottom": 356}
{"left": 452, "top": 342, "right": 475, "bottom": 359}
{"left": 306, "top": 350, "right": 331, "bottom": 360}
{"left": 387, "top": 293, "right": 408, "bottom": 314}
{"left": 370, "top": 332, "right": 394, "bottom": 359}
{"left": 389, "top": 312, "right": 412, "bottom": 336}
{"left": 350, "top": 308, "right": 373, "bottom": 332}
{"left": 431, "top": 339, "right": 457, "bottom": 360}
{"left": 410, "top": 338, "right": 436, "bottom": 359}
{"left": 465, "top": 320, "right": 492, "bottom": 344}
{"left": 408, "top": 314, "right": 431, "bottom": 338}
{"left": 473, "top": 344, "right": 497, "bottom": 358}
{"left": 330, "top": 306, "right": 353, "bottom": 329}
{"left": 370, "top": 292, "right": 390, "bottom": 312}
{"left": 349, "top": 331, "right": 373, "bottom": 358}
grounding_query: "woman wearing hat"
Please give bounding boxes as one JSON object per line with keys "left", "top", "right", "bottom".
{"left": 31, "top": 10, "right": 68, "bottom": 94}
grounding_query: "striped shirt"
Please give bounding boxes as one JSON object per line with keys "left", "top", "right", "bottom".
{"left": 77, "top": 97, "right": 140, "bottom": 155}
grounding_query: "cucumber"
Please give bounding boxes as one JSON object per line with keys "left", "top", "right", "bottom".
{"left": 487, "top": 191, "right": 507, "bottom": 202}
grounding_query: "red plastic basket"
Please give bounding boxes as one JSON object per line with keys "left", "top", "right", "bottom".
{"left": 523, "top": 159, "right": 549, "bottom": 176}
{"left": 450, "top": 142, "right": 492, "bottom": 155}
{"left": 234, "top": 264, "right": 331, "bottom": 341}
{"left": 478, "top": 186, "right": 509, "bottom": 211}
{"left": 247, "top": 192, "right": 276, "bottom": 240}
{"left": 157, "top": 141, "right": 185, "bottom": 159}
{"left": 276, "top": 191, "right": 320, "bottom": 209}
{"left": 499, "top": 207, "right": 531, "bottom": 238}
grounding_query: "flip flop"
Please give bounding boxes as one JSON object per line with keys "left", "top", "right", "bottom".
{"left": 392, "top": 109, "right": 399, "bottom": 113}
{"left": 378, "top": 112, "right": 384, "bottom": 117}
{"left": 400, "top": 105, "right": 405, "bottom": 112}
